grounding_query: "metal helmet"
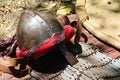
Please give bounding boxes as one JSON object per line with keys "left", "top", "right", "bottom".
{"left": 16, "top": 10, "right": 63, "bottom": 50}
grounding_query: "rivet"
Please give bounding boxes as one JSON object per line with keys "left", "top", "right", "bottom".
{"left": 74, "top": 71, "right": 76, "bottom": 73}
{"left": 47, "top": 29, "right": 50, "bottom": 31}
{"left": 93, "top": 74, "right": 96, "bottom": 75}
{"left": 40, "top": 21, "right": 43, "bottom": 24}
{"left": 50, "top": 26, "right": 54, "bottom": 29}
{"left": 83, "top": 64, "right": 85, "bottom": 65}
{"left": 85, "top": 66, "right": 87, "bottom": 69}
{"left": 100, "top": 59, "right": 103, "bottom": 61}
{"left": 72, "top": 74, "right": 74, "bottom": 76}
{"left": 106, "top": 61, "right": 108, "bottom": 63}
{"left": 103, "top": 57, "right": 106, "bottom": 59}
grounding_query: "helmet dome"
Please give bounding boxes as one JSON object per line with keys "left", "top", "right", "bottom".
{"left": 17, "top": 10, "right": 63, "bottom": 50}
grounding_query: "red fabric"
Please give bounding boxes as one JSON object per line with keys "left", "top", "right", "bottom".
{"left": 35, "top": 35, "right": 59, "bottom": 58}
{"left": 17, "top": 50, "right": 28, "bottom": 58}
{"left": 17, "top": 25, "right": 74, "bottom": 59}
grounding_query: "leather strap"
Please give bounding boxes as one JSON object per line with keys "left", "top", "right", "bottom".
{"left": 0, "top": 56, "right": 31, "bottom": 77}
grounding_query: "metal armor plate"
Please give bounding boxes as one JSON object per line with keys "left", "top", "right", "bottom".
{"left": 16, "top": 10, "right": 63, "bottom": 50}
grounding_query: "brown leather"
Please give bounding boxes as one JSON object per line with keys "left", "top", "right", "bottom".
{"left": 0, "top": 57, "right": 31, "bottom": 77}
{"left": 75, "top": 21, "right": 82, "bottom": 43}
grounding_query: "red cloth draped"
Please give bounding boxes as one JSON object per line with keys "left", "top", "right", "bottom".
{"left": 17, "top": 25, "right": 74, "bottom": 59}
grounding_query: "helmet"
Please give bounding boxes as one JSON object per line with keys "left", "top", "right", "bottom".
{"left": 16, "top": 10, "right": 63, "bottom": 50}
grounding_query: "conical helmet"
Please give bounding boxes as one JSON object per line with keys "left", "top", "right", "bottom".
{"left": 16, "top": 10, "right": 63, "bottom": 50}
